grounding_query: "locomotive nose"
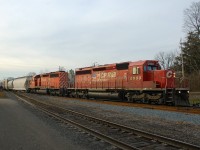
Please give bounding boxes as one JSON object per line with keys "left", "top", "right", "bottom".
{"left": 153, "top": 70, "right": 175, "bottom": 88}
{"left": 166, "top": 70, "right": 173, "bottom": 78}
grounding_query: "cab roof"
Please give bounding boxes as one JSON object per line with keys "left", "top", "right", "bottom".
{"left": 76, "top": 60, "right": 159, "bottom": 71}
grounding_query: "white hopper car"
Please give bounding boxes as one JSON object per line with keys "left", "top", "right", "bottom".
{"left": 3, "top": 76, "right": 32, "bottom": 91}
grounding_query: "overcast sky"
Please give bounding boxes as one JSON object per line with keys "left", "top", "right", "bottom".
{"left": 0, "top": 0, "right": 199, "bottom": 79}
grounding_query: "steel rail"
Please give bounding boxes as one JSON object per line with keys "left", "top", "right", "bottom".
{"left": 14, "top": 92, "right": 139, "bottom": 150}
{"left": 16, "top": 92, "right": 200, "bottom": 150}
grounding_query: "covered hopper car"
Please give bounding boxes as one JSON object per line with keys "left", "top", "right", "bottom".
{"left": 7, "top": 80, "right": 14, "bottom": 90}
{"left": 13, "top": 76, "right": 32, "bottom": 91}
{"left": 2, "top": 79, "right": 9, "bottom": 90}
{"left": 3, "top": 76, "right": 32, "bottom": 91}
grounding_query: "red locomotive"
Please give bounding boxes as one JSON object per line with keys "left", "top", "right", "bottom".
{"left": 28, "top": 60, "right": 189, "bottom": 106}
{"left": 29, "top": 71, "right": 68, "bottom": 95}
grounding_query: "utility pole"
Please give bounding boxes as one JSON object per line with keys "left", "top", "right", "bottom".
{"left": 180, "top": 39, "right": 185, "bottom": 79}
{"left": 93, "top": 62, "right": 98, "bottom": 67}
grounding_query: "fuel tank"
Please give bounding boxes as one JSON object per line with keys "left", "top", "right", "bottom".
{"left": 88, "top": 92, "right": 119, "bottom": 99}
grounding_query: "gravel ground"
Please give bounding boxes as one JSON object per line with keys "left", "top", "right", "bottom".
{"left": 4, "top": 92, "right": 117, "bottom": 150}
{"left": 20, "top": 93, "right": 200, "bottom": 147}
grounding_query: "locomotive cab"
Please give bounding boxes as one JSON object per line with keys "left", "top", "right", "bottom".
{"left": 143, "top": 61, "right": 161, "bottom": 87}
{"left": 141, "top": 60, "right": 189, "bottom": 105}
{"left": 142, "top": 61, "right": 175, "bottom": 89}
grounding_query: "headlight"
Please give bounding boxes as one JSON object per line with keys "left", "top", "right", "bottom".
{"left": 187, "top": 91, "right": 189, "bottom": 93}
{"left": 173, "top": 73, "right": 176, "bottom": 77}
{"left": 178, "top": 91, "right": 181, "bottom": 94}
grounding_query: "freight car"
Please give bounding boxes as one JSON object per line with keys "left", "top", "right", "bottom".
{"left": 13, "top": 76, "right": 32, "bottom": 91}
{"left": 4, "top": 76, "right": 32, "bottom": 91}
{"left": 2, "top": 79, "right": 9, "bottom": 90}
{"left": 0, "top": 81, "right": 3, "bottom": 90}
{"left": 66, "top": 60, "right": 189, "bottom": 106}
{"left": 7, "top": 80, "right": 13, "bottom": 90}
{"left": 2, "top": 78, "right": 14, "bottom": 90}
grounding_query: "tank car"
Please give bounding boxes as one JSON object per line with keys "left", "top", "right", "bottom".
{"left": 69, "top": 60, "right": 189, "bottom": 106}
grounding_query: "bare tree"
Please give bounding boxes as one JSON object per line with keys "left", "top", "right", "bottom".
{"left": 40, "top": 69, "right": 49, "bottom": 74}
{"left": 92, "top": 62, "right": 98, "bottom": 67}
{"left": 68, "top": 69, "right": 75, "bottom": 87}
{"left": 27, "top": 72, "right": 36, "bottom": 76}
{"left": 184, "top": 1, "right": 200, "bottom": 35}
{"left": 154, "top": 51, "right": 176, "bottom": 69}
{"left": 7, "top": 77, "right": 14, "bottom": 80}
{"left": 59, "top": 66, "right": 66, "bottom": 71}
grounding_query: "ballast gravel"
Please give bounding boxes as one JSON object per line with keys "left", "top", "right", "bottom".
{"left": 23, "top": 93, "right": 200, "bottom": 147}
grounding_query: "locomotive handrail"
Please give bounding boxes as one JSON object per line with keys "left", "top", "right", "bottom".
{"left": 174, "top": 77, "right": 189, "bottom": 89}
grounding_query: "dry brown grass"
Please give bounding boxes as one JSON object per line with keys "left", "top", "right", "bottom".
{"left": 0, "top": 91, "right": 6, "bottom": 98}
{"left": 189, "top": 92, "right": 200, "bottom": 105}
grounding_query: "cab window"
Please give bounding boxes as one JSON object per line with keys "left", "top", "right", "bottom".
{"left": 147, "top": 65, "right": 157, "bottom": 71}
{"left": 144, "top": 66, "right": 147, "bottom": 71}
{"left": 133, "top": 67, "right": 140, "bottom": 74}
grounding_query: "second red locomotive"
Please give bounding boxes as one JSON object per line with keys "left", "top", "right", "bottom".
{"left": 29, "top": 71, "right": 68, "bottom": 95}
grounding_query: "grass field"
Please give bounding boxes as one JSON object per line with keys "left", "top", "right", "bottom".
{"left": 189, "top": 92, "right": 200, "bottom": 105}
{"left": 190, "top": 99, "right": 200, "bottom": 105}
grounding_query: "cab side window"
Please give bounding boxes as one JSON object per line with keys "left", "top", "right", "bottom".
{"left": 133, "top": 67, "right": 140, "bottom": 74}
{"left": 144, "top": 66, "right": 147, "bottom": 71}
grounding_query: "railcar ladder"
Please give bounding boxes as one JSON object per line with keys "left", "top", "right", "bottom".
{"left": 165, "top": 88, "right": 175, "bottom": 104}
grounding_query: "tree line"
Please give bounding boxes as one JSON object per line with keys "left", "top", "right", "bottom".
{"left": 155, "top": 1, "right": 200, "bottom": 91}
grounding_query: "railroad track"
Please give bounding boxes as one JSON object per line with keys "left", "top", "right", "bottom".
{"left": 13, "top": 92, "right": 200, "bottom": 150}
{"left": 45, "top": 92, "right": 200, "bottom": 114}
{"left": 23, "top": 92, "right": 200, "bottom": 115}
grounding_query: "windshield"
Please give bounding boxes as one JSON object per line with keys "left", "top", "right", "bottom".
{"left": 144, "top": 65, "right": 157, "bottom": 71}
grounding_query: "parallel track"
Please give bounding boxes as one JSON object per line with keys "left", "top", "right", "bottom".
{"left": 13, "top": 92, "right": 200, "bottom": 150}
